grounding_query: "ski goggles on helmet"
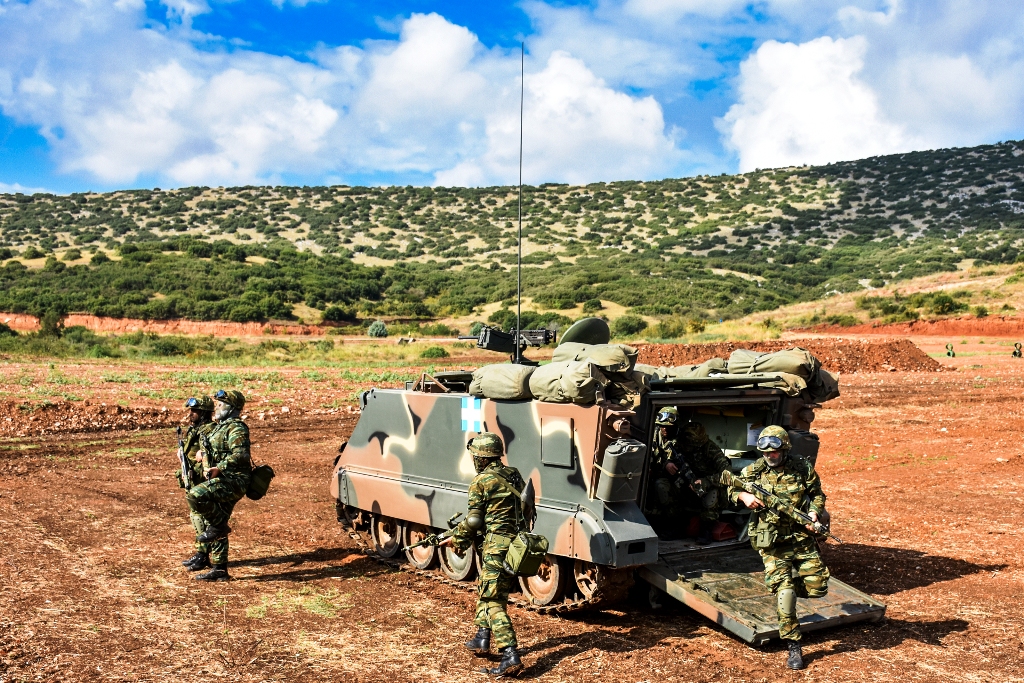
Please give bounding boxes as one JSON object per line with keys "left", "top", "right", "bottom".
{"left": 214, "top": 389, "right": 229, "bottom": 402}
{"left": 756, "top": 435, "right": 784, "bottom": 451}
{"left": 185, "top": 397, "right": 201, "bottom": 408}
{"left": 655, "top": 410, "right": 677, "bottom": 425}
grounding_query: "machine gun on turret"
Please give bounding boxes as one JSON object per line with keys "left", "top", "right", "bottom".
{"left": 458, "top": 326, "right": 556, "bottom": 364}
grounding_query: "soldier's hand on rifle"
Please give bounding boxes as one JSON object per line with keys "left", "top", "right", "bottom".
{"left": 806, "top": 509, "right": 830, "bottom": 533}
{"left": 665, "top": 462, "right": 679, "bottom": 476}
{"left": 437, "top": 536, "right": 454, "bottom": 548}
{"left": 207, "top": 467, "right": 220, "bottom": 479}
{"left": 738, "top": 492, "right": 764, "bottom": 509}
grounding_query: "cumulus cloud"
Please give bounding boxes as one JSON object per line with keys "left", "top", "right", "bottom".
{"left": 0, "top": 2, "right": 682, "bottom": 188}
{"left": 436, "top": 51, "right": 679, "bottom": 186}
{"left": 719, "top": 36, "right": 916, "bottom": 171}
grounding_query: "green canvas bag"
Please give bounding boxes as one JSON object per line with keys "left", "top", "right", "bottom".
{"left": 246, "top": 464, "right": 275, "bottom": 500}
{"left": 503, "top": 531, "right": 550, "bottom": 577}
{"left": 492, "top": 474, "right": 549, "bottom": 577}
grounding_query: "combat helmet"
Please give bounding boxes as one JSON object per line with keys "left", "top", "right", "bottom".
{"left": 655, "top": 406, "right": 679, "bottom": 426}
{"left": 469, "top": 432, "right": 504, "bottom": 473}
{"left": 213, "top": 389, "right": 246, "bottom": 411}
{"left": 185, "top": 395, "right": 214, "bottom": 412}
{"left": 755, "top": 425, "right": 791, "bottom": 452}
{"left": 680, "top": 421, "right": 709, "bottom": 445}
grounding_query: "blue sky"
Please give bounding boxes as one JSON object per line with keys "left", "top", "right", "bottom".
{"left": 1, "top": 0, "right": 1023, "bottom": 193}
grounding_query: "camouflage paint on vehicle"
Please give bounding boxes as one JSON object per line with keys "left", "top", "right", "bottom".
{"left": 332, "top": 388, "right": 656, "bottom": 567}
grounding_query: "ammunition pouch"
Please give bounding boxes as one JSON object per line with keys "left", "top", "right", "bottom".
{"left": 502, "top": 531, "right": 550, "bottom": 577}
{"left": 245, "top": 464, "right": 276, "bottom": 500}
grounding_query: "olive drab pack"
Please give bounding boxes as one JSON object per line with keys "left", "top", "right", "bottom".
{"left": 469, "top": 364, "right": 536, "bottom": 400}
{"left": 491, "top": 472, "right": 549, "bottom": 577}
{"left": 246, "top": 464, "right": 275, "bottom": 500}
{"left": 528, "top": 360, "right": 601, "bottom": 404}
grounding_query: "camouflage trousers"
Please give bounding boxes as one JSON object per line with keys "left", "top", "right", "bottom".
{"left": 758, "top": 537, "right": 830, "bottom": 642}
{"left": 185, "top": 478, "right": 245, "bottom": 565}
{"left": 473, "top": 534, "right": 517, "bottom": 649}
{"left": 653, "top": 477, "right": 725, "bottom": 521}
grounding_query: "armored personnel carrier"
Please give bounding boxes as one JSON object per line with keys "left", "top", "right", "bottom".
{"left": 330, "top": 322, "right": 884, "bottom": 644}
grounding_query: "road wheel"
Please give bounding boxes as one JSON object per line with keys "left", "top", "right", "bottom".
{"left": 439, "top": 543, "right": 476, "bottom": 581}
{"left": 574, "top": 559, "right": 602, "bottom": 599}
{"left": 403, "top": 523, "right": 438, "bottom": 569}
{"left": 519, "top": 554, "right": 566, "bottom": 606}
{"left": 369, "top": 514, "right": 403, "bottom": 558}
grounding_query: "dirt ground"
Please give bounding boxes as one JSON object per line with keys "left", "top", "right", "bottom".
{"left": 1, "top": 338, "right": 1023, "bottom": 682}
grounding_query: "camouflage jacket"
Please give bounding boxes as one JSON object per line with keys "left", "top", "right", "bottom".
{"left": 677, "top": 438, "right": 731, "bottom": 480}
{"left": 205, "top": 418, "right": 252, "bottom": 490}
{"left": 451, "top": 462, "right": 525, "bottom": 552}
{"left": 728, "top": 454, "right": 826, "bottom": 540}
{"left": 183, "top": 421, "right": 216, "bottom": 464}
{"left": 651, "top": 429, "right": 729, "bottom": 480}
{"left": 649, "top": 430, "right": 678, "bottom": 471}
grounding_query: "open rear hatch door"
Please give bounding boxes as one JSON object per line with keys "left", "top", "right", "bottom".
{"left": 638, "top": 542, "right": 886, "bottom": 645}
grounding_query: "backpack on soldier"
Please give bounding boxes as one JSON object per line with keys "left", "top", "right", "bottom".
{"left": 246, "top": 464, "right": 276, "bottom": 500}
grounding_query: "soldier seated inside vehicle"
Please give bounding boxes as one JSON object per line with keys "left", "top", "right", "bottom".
{"left": 646, "top": 407, "right": 736, "bottom": 544}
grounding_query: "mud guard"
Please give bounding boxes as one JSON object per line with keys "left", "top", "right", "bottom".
{"left": 638, "top": 545, "right": 886, "bottom": 644}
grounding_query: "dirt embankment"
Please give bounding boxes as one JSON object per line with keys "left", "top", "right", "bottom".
{"left": 0, "top": 313, "right": 329, "bottom": 336}
{"left": 636, "top": 338, "right": 942, "bottom": 373}
{"left": 0, "top": 401, "right": 179, "bottom": 438}
{"left": 808, "top": 315, "right": 1024, "bottom": 338}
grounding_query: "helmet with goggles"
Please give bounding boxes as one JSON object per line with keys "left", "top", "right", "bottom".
{"left": 655, "top": 406, "right": 679, "bottom": 426}
{"left": 755, "top": 425, "right": 791, "bottom": 452}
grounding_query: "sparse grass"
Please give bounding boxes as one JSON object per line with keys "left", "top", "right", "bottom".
{"left": 101, "top": 371, "right": 149, "bottom": 384}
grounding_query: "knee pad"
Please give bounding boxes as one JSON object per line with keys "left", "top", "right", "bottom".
{"left": 803, "top": 575, "right": 829, "bottom": 598}
{"left": 777, "top": 588, "right": 797, "bottom": 617}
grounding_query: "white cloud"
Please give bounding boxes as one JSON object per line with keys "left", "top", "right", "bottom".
{"left": 0, "top": 181, "right": 53, "bottom": 195}
{"left": 720, "top": 35, "right": 915, "bottom": 171}
{"left": 436, "top": 51, "right": 679, "bottom": 186}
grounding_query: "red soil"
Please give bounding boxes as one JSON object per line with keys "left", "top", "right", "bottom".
{"left": 636, "top": 337, "right": 942, "bottom": 373}
{"left": 809, "top": 315, "right": 1024, "bottom": 338}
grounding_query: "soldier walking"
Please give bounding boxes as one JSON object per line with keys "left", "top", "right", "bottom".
{"left": 185, "top": 390, "right": 252, "bottom": 582}
{"left": 440, "top": 433, "right": 526, "bottom": 677}
{"left": 178, "top": 395, "right": 217, "bottom": 572}
{"left": 729, "top": 425, "right": 832, "bottom": 670}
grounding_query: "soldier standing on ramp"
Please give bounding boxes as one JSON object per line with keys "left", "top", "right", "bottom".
{"left": 186, "top": 389, "right": 252, "bottom": 582}
{"left": 440, "top": 432, "right": 526, "bottom": 677}
{"left": 177, "top": 395, "right": 217, "bottom": 572}
{"left": 728, "top": 425, "right": 832, "bottom": 670}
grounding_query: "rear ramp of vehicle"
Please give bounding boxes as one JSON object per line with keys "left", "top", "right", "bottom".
{"left": 638, "top": 542, "right": 886, "bottom": 645}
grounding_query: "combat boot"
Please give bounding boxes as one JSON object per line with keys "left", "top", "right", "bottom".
{"left": 786, "top": 642, "right": 805, "bottom": 670}
{"left": 484, "top": 646, "right": 523, "bottom": 677}
{"left": 182, "top": 552, "right": 211, "bottom": 571}
{"left": 464, "top": 628, "right": 490, "bottom": 655}
{"left": 196, "top": 524, "right": 231, "bottom": 544}
{"left": 194, "top": 564, "right": 230, "bottom": 582}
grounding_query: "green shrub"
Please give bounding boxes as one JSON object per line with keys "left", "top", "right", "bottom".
{"left": 824, "top": 314, "right": 859, "bottom": 327}
{"left": 611, "top": 315, "right": 647, "bottom": 337}
{"left": 973, "top": 305, "right": 989, "bottom": 318}
{"left": 21, "top": 246, "right": 45, "bottom": 259}
{"left": 651, "top": 317, "right": 687, "bottom": 339}
{"left": 90, "top": 251, "right": 111, "bottom": 265}
{"left": 367, "top": 320, "right": 388, "bottom": 338}
{"left": 582, "top": 299, "right": 603, "bottom": 313}
{"left": 322, "top": 305, "right": 355, "bottom": 323}
{"left": 62, "top": 248, "right": 83, "bottom": 262}
{"left": 0, "top": 322, "right": 17, "bottom": 337}
{"left": 469, "top": 322, "right": 484, "bottom": 336}
{"left": 420, "top": 345, "right": 450, "bottom": 359}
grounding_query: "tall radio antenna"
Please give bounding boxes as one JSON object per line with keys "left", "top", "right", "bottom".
{"left": 515, "top": 41, "right": 524, "bottom": 364}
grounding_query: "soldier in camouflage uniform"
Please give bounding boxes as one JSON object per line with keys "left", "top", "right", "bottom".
{"left": 442, "top": 432, "right": 525, "bottom": 677}
{"left": 671, "top": 421, "right": 732, "bottom": 543}
{"left": 649, "top": 408, "right": 731, "bottom": 543}
{"left": 729, "top": 425, "right": 831, "bottom": 670}
{"left": 185, "top": 389, "right": 252, "bottom": 582}
{"left": 177, "top": 396, "right": 217, "bottom": 572}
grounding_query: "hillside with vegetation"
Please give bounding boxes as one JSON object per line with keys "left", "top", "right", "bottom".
{"left": 0, "top": 139, "right": 1022, "bottom": 335}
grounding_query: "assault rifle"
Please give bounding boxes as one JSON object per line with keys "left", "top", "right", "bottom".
{"left": 721, "top": 471, "right": 843, "bottom": 544}
{"left": 176, "top": 426, "right": 194, "bottom": 490}
{"left": 401, "top": 512, "right": 464, "bottom": 552}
